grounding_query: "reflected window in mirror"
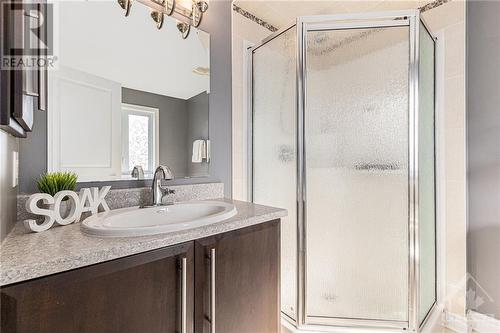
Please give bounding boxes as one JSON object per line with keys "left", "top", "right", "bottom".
{"left": 121, "top": 104, "right": 159, "bottom": 177}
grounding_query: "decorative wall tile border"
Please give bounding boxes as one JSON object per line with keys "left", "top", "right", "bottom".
{"left": 232, "top": 4, "right": 278, "bottom": 32}
{"left": 420, "top": 0, "right": 451, "bottom": 13}
{"left": 233, "top": 0, "right": 451, "bottom": 33}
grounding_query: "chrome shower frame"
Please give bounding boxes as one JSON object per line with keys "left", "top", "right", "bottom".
{"left": 248, "top": 10, "right": 437, "bottom": 333}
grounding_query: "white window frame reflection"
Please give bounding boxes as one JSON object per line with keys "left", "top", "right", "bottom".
{"left": 121, "top": 103, "right": 159, "bottom": 175}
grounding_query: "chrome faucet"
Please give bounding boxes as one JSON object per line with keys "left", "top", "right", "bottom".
{"left": 152, "top": 165, "right": 175, "bottom": 206}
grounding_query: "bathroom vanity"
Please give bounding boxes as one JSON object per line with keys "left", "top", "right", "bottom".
{"left": 0, "top": 200, "right": 285, "bottom": 333}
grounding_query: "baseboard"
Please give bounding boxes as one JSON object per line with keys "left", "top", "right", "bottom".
{"left": 443, "top": 311, "right": 470, "bottom": 333}
{"left": 281, "top": 310, "right": 499, "bottom": 333}
{"left": 468, "top": 310, "right": 500, "bottom": 333}
{"left": 443, "top": 310, "right": 500, "bottom": 333}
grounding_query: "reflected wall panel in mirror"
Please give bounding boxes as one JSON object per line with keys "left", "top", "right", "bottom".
{"left": 47, "top": 0, "right": 210, "bottom": 182}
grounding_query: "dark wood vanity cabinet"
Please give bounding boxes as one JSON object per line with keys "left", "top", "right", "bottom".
{"left": 0, "top": 220, "right": 280, "bottom": 333}
{"left": 1, "top": 242, "right": 195, "bottom": 333}
{"left": 194, "top": 220, "right": 280, "bottom": 333}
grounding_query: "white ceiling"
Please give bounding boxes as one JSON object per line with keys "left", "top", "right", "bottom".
{"left": 55, "top": 0, "right": 209, "bottom": 100}
{"left": 234, "top": 0, "right": 435, "bottom": 29}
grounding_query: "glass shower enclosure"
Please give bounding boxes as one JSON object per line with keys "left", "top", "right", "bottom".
{"left": 250, "top": 10, "right": 436, "bottom": 332}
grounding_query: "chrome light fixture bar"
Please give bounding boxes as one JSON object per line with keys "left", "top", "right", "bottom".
{"left": 117, "top": 0, "right": 208, "bottom": 39}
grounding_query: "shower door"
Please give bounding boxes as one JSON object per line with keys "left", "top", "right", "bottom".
{"left": 252, "top": 26, "right": 298, "bottom": 321}
{"left": 301, "top": 19, "right": 411, "bottom": 328}
{"left": 251, "top": 11, "right": 437, "bottom": 332}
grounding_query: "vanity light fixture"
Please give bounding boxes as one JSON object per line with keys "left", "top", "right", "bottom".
{"left": 177, "top": 21, "right": 191, "bottom": 39}
{"left": 151, "top": 10, "right": 164, "bottom": 29}
{"left": 150, "top": 0, "right": 174, "bottom": 29}
{"left": 117, "top": 0, "right": 132, "bottom": 16}
{"left": 196, "top": 0, "right": 208, "bottom": 13}
{"left": 117, "top": 0, "right": 209, "bottom": 38}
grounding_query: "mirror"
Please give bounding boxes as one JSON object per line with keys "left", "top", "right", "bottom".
{"left": 47, "top": 1, "right": 210, "bottom": 182}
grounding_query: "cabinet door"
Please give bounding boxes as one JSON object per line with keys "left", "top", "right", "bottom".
{"left": 48, "top": 66, "right": 122, "bottom": 179}
{"left": 1, "top": 242, "right": 194, "bottom": 333}
{"left": 194, "top": 220, "right": 280, "bottom": 333}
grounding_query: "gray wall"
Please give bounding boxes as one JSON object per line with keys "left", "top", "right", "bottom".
{"left": 18, "top": 1, "right": 232, "bottom": 196}
{"left": 122, "top": 87, "right": 190, "bottom": 177}
{"left": 187, "top": 92, "right": 209, "bottom": 177}
{"left": 467, "top": 1, "right": 500, "bottom": 318}
{"left": 202, "top": 1, "right": 232, "bottom": 197}
{"left": 19, "top": 105, "right": 47, "bottom": 194}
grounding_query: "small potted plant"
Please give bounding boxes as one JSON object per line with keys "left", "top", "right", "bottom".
{"left": 36, "top": 172, "right": 78, "bottom": 217}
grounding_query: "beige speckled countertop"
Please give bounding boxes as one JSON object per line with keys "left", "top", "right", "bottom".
{"left": 0, "top": 199, "right": 286, "bottom": 286}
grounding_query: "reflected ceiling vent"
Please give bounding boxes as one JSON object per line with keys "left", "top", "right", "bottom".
{"left": 193, "top": 29, "right": 210, "bottom": 77}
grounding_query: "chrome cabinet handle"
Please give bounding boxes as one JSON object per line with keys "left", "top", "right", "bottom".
{"left": 210, "top": 248, "right": 216, "bottom": 333}
{"left": 181, "top": 256, "right": 187, "bottom": 333}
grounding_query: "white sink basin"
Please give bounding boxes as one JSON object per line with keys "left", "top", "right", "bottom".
{"left": 81, "top": 201, "right": 237, "bottom": 237}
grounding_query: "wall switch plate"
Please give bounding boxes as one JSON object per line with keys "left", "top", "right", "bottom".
{"left": 12, "top": 151, "right": 19, "bottom": 188}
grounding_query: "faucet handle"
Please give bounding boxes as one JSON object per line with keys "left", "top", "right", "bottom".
{"left": 160, "top": 186, "right": 175, "bottom": 195}
{"left": 159, "top": 187, "right": 175, "bottom": 205}
{"left": 159, "top": 184, "right": 175, "bottom": 196}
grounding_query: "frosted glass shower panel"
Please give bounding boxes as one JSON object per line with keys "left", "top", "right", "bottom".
{"left": 304, "top": 26, "right": 410, "bottom": 321}
{"left": 418, "top": 21, "right": 437, "bottom": 324}
{"left": 252, "top": 27, "right": 297, "bottom": 320}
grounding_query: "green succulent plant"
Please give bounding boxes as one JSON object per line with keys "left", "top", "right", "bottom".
{"left": 36, "top": 172, "right": 78, "bottom": 196}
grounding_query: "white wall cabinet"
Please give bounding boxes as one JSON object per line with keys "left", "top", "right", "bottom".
{"left": 48, "top": 67, "right": 122, "bottom": 180}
